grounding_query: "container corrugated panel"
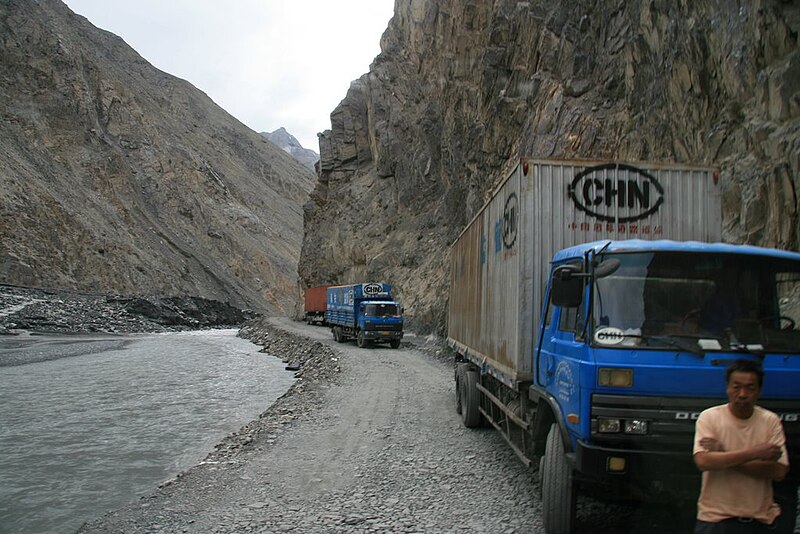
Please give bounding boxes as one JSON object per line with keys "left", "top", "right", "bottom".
{"left": 326, "top": 285, "right": 356, "bottom": 327}
{"left": 304, "top": 285, "right": 331, "bottom": 313}
{"left": 448, "top": 158, "right": 722, "bottom": 387}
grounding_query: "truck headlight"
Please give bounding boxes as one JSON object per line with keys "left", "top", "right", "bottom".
{"left": 624, "top": 420, "right": 648, "bottom": 435}
{"left": 598, "top": 418, "right": 621, "bottom": 433}
{"left": 598, "top": 368, "right": 633, "bottom": 387}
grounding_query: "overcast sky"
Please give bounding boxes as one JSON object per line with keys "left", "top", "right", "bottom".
{"left": 62, "top": 0, "right": 395, "bottom": 152}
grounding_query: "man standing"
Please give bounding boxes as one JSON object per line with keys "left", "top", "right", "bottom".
{"left": 693, "top": 359, "right": 790, "bottom": 533}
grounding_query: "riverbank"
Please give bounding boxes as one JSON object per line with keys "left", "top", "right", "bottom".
{"left": 203, "top": 318, "right": 345, "bottom": 463}
{"left": 0, "top": 284, "right": 253, "bottom": 336}
{"left": 204, "top": 318, "right": 447, "bottom": 463}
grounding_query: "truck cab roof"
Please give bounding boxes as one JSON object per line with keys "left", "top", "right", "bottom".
{"left": 553, "top": 239, "right": 800, "bottom": 263}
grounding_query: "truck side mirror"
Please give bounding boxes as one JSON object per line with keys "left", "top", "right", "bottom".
{"left": 551, "top": 264, "right": 583, "bottom": 307}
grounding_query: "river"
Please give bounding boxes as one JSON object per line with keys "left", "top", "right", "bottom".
{"left": 0, "top": 329, "right": 295, "bottom": 534}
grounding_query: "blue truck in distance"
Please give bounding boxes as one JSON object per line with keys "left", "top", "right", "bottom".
{"left": 326, "top": 283, "right": 404, "bottom": 348}
{"left": 448, "top": 159, "right": 800, "bottom": 533}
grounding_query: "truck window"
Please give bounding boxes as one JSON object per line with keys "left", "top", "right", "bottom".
{"left": 591, "top": 252, "right": 800, "bottom": 353}
{"left": 544, "top": 296, "right": 554, "bottom": 329}
{"left": 558, "top": 300, "right": 585, "bottom": 335}
{"left": 777, "top": 272, "right": 800, "bottom": 320}
{"left": 364, "top": 303, "right": 399, "bottom": 317}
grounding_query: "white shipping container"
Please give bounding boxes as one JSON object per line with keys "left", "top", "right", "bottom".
{"left": 447, "top": 158, "right": 722, "bottom": 387}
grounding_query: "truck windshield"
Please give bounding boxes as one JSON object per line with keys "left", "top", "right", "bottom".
{"left": 592, "top": 251, "right": 800, "bottom": 353}
{"left": 363, "top": 303, "right": 399, "bottom": 317}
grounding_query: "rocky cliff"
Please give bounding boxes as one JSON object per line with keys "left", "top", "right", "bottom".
{"left": 0, "top": 0, "right": 315, "bottom": 314}
{"left": 300, "top": 0, "right": 800, "bottom": 334}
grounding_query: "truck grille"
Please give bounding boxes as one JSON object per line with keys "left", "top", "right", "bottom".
{"left": 590, "top": 394, "right": 800, "bottom": 455}
{"left": 368, "top": 323, "right": 402, "bottom": 331}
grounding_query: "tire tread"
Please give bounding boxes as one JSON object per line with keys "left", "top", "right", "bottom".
{"left": 541, "top": 424, "right": 576, "bottom": 534}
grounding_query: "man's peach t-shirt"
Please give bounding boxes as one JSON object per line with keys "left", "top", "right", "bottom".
{"left": 693, "top": 404, "right": 789, "bottom": 524}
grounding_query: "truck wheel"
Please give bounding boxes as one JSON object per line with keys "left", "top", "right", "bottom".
{"left": 357, "top": 331, "right": 370, "bottom": 348}
{"left": 390, "top": 339, "right": 401, "bottom": 349}
{"left": 541, "top": 424, "right": 576, "bottom": 534}
{"left": 461, "top": 369, "right": 481, "bottom": 427}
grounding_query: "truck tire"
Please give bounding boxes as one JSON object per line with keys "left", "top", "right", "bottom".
{"left": 390, "top": 338, "right": 401, "bottom": 349}
{"left": 455, "top": 364, "right": 465, "bottom": 414}
{"left": 538, "top": 455, "right": 545, "bottom": 499}
{"left": 461, "top": 369, "right": 481, "bottom": 427}
{"left": 357, "top": 331, "right": 370, "bottom": 348}
{"left": 541, "top": 424, "right": 576, "bottom": 534}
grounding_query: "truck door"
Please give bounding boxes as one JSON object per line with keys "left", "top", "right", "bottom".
{"left": 536, "top": 281, "right": 588, "bottom": 444}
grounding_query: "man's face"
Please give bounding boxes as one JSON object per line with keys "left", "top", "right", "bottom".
{"left": 726, "top": 370, "right": 761, "bottom": 418}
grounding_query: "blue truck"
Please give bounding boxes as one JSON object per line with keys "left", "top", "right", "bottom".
{"left": 448, "top": 159, "right": 800, "bottom": 533}
{"left": 326, "top": 283, "right": 404, "bottom": 348}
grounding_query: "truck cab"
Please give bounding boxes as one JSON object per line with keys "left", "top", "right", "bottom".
{"left": 537, "top": 240, "right": 800, "bottom": 530}
{"left": 356, "top": 300, "right": 404, "bottom": 347}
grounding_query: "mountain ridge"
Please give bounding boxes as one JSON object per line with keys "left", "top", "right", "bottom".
{"left": 262, "top": 127, "right": 319, "bottom": 171}
{"left": 0, "top": 0, "right": 315, "bottom": 314}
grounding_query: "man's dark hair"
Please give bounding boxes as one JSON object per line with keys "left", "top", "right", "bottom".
{"left": 726, "top": 359, "right": 764, "bottom": 388}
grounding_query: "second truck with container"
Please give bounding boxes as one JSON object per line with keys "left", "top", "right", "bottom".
{"left": 448, "top": 158, "right": 800, "bottom": 533}
{"left": 326, "top": 283, "right": 404, "bottom": 348}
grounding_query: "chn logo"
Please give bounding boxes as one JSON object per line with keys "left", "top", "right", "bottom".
{"left": 503, "top": 192, "right": 518, "bottom": 249}
{"left": 568, "top": 163, "right": 664, "bottom": 223}
{"left": 363, "top": 283, "right": 384, "bottom": 297}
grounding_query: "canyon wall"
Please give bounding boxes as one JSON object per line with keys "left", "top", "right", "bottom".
{"left": 301, "top": 0, "right": 799, "bottom": 334}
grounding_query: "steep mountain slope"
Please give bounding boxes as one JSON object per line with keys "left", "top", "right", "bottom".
{"left": 300, "top": 0, "right": 800, "bottom": 334}
{"left": 0, "top": 0, "right": 315, "bottom": 314}
{"left": 262, "top": 128, "right": 319, "bottom": 171}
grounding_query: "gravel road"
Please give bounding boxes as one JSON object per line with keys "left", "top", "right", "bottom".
{"left": 78, "top": 317, "right": 696, "bottom": 533}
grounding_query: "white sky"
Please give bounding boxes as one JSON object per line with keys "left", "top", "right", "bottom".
{"left": 62, "top": 0, "right": 395, "bottom": 152}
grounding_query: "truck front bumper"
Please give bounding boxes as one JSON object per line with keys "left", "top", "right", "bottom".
{"left": 574, "top": 440, "right": 700, "bottom": 498}
{"left": 363, "top": 330, "right": 403, "bottom": 341}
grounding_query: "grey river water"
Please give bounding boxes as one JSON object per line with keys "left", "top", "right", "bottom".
{"left": 0, "top": 329, "right": 296, "bottom": 534}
